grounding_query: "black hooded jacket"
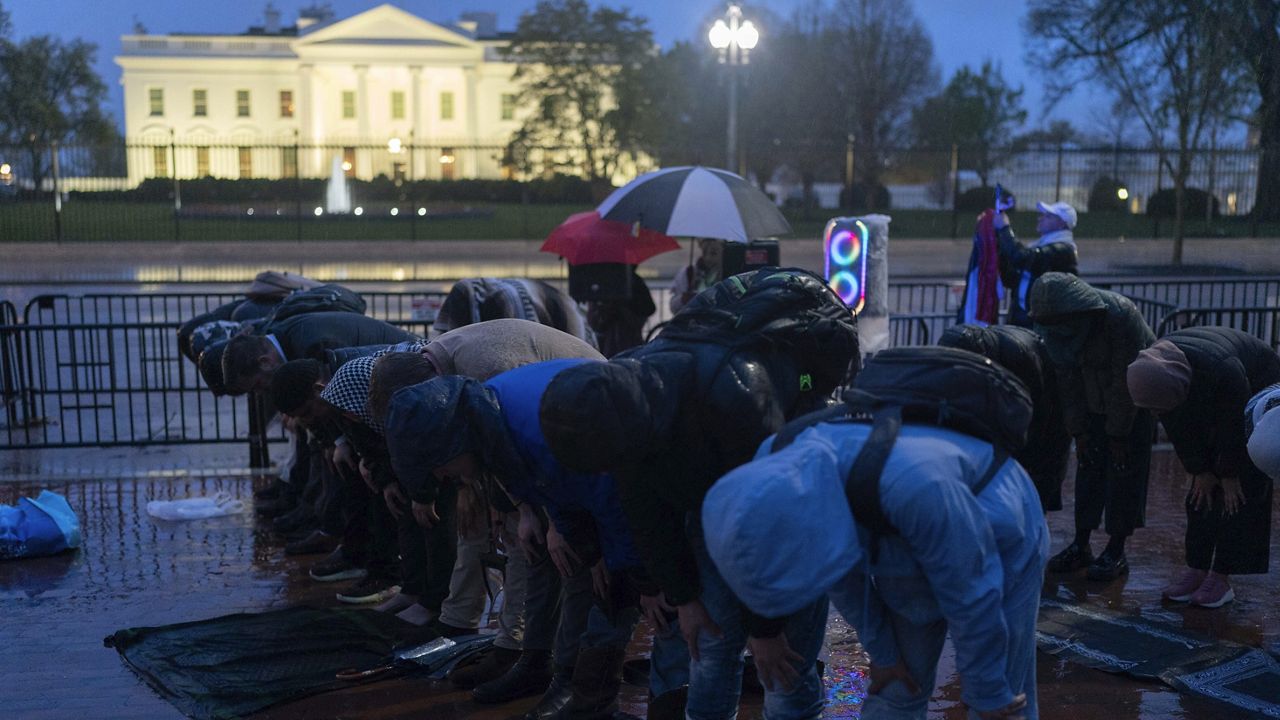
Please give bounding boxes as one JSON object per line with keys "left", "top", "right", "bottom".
{"left": 1156, "top": 327, "right": 1280, "bottom": 477}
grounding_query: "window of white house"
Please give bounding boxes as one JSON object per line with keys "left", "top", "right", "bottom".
{"left": 281, "top": 147, "right": 298, "bottom": 178}
{"left": 236, "top": 90, "right": 250, "bottom": 117}
{"left": 238, "top": 146, "right": 253, "bottom": 178}
{"left": 342, "top": 91, "right": 356, "bottom": 119}
{"left": 152, "top": 146, "right": 168, "bottom": 177}
{"left": 195, "top": 146, "right": 210, "bottom": 177}
{"left": 279, "top": 90, "right": 294, "bottom": 118}
{"left": 440, "top": 91, "right": 454, "bottom": 121}
{"left": 391, "top": 91, "right": 405, "bottom": 120}
{"left": 501, "top": 93, "right": 516, "bottom": 121}
{"left": 149, "top": 88, "right": 164, "bottom": 116}
{"left": 192, "top": 89, "right": 207, "bottom": 117}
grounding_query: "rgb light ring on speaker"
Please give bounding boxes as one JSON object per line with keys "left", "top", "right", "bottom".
{"left": 828, "top": 230, "right": 862, "bottom": 266}
{"left": 830, "top": 270, "right": 861, "bottom": 306}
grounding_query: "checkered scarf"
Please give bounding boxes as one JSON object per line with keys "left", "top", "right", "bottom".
{"left": 321, "top": 355, "right": 382, "bottom": 433}
{"left": 373, "top": 339, "right": 429, "bottom": 358}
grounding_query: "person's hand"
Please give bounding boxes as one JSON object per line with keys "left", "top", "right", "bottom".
{"left": 976, "top": 693, "right": 1028, "bottom": 719}
{"left": 333, "top": 441, "right": 357, "bottom": 474}
{"left": 996, "top": 194, "right": 1015, "bottom": 214}
{"left": 1108, "top": 437, "right": 1129, "bottom": 470}
{"left": 382, "top": 483, "right": 408, "bottom": 520}
{"left": 868, "top": 659, "right": 920, "bottom": 696}
{"left": 1188, "top": 472, "right": 1219, "bottom": 511}
{"left": 545, "top": 523, "right": 581, "bottom": 578}
{"left": 1220, "top": 476, "right": 1245, "bottom": 515}
{"left": 516, "top": 504, "right": 545, "bottom": 561}
{"left": 747, "top": 633, "right": 803, "bottom": 693}
{"left": 640, "top": 593, "right": 676, "bottom": 634}
{"left": 358, "top": 458, "right": 378, "bottom": 493}
{"left": 411, "top": 500, "right": 439, "bottom": 529}
{"left": 677, "top": 599, "right": 723, "bottom": 662}
{"left": 590, "top": 558, "right": 611, "bottom": 600}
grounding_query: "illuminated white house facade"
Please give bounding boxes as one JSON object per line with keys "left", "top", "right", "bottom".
{"left": 115, "top": 4, "right": 526, "bottom": 184}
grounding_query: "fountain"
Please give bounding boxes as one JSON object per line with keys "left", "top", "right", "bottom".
{"left": 325, "top": 155, "right": 351, "bottom": 213}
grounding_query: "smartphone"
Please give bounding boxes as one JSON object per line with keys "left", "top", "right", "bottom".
{"left": 995, "top": 183, "right": 1015, "bottom": 210}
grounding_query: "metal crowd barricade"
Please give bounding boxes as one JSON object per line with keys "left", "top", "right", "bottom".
{"left": 1156, "top": 306, "right": 1280, "bottom": 351}
{"left": 1, "top": 300, "right": 22, "bottom": 430}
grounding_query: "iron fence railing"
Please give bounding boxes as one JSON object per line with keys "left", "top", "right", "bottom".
{"left": 1156, "top": 306, "right": 1280, "bottom": 351}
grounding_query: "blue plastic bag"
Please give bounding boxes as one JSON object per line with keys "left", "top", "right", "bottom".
{"left": 0, "top": 490, "right": 81, "bottom": 559}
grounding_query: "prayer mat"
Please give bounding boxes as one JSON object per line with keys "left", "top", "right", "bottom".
{"left": 1037, "top": 595, "right": 1280, "bottom": 718}
{"left": 104, "top": 605, "right": 462, "bottom": 720}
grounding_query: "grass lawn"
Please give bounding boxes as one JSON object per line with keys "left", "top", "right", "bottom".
{"left": 1, "top": 201, "right": 1277, "bottom": 242}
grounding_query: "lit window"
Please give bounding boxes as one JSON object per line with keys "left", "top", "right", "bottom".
{"left": 152, "top": 146, "right": 168, "bottom": 177}
{"left": 342, "top": 91, "right": 356, "bottom": 119}
{"left": 279, "top": 90, "right": 294, "bottom": 118}
{"left": 440, "top": 91, "right": 454, "bottom": 120}
{"left": 238, "top": 147, "right": 252, "bottom": 178}
{"left": 192, "top": 89, "right": 207, "bottom": 117}
{"left": 501, "top": 93, "right": 516, "bottom": 121}
{"left": 195, "top": 146, "right": 210, "bottom": 177}
{"left": 391, "top": 91, "right": 405, "bottom": 120}
{"left": 236, "top": 90, "right": 250, "bottom": 117}
{"left": 149, "top": 88, "right": 164, "bottom": 117}
{"left": 281, "top": 147, "right": 298, "bottom": 178}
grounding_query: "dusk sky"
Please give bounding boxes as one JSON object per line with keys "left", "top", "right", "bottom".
{"left": 8, "top": 0, "right": 1107, "bottom": 134}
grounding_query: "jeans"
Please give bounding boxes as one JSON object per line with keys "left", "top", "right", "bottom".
{"left": 686, "top": 523, "right": 828, "bottom": 720}
{"left": 830, "top": 567, "right": 1041, "bottom": 720}
{"left": 522, "top": 538, "right": 594, "bottom": 668}
{"left": 648, "top": 619, "right": 691, "bottom": 698}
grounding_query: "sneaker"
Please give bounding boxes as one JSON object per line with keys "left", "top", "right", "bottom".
{"left": 1047, "top": 542, "right": 1093, "bottom": 573}
{"left": 1163, "top": 568, "right": 1208, "bottom": 602}
{"left": 309, "top": 546, "right": 368, "bottom": 583}
{"left": 336, "top": 576, "right": 401, "bottom": 605}
{"left": 1189, "top": 574, "right": 1234, "bottom": 608}
{"left": 285, "top": 529, "right": 338, "bottom": 556}
{"left": 1085, "top": 548, "right": 1129, "bottom": 581}
{"left": 373, "top": 591, "right": 419, "bottom": 614}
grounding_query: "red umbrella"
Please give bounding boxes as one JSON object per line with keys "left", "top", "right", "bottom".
{"left": 541, "top": 210, "right": 681, "bottom": 266}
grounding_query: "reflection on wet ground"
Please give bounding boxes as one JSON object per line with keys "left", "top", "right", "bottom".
{"left": 1, "top": 447, "right": 1276, "bottom": 719}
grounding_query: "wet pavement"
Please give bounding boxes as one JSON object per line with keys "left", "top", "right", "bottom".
{"left": 1, "top": 447, "right": 1277, "bottom": 719}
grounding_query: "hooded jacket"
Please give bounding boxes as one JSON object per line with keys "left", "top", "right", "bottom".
{"left": 385, "top": 360, "right": 641, "bottom": 571}
{"left": 997, "top": 226, "right": 1078, "bottom": 326}
{"left": 939, "top": 324, "right": 1072, "bottom": 510}
{"left": 266, "top": 312, "right": 418, "bottom": 363}
{"left": 433, "top": 278, "right": 596, "bottom": 347}
{"left": 1149, "top": 327, "right": 1280, "bottom": 477}
{"left": 1029, "top": 272, "right": 1154, "bottom": 438}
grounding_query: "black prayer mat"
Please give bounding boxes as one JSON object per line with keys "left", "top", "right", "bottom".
{"left": 1037, "top": 595, "right": 1280, "bottom": 718}
{"left": 104, "top": 605, "right": 471, "bottom": 720}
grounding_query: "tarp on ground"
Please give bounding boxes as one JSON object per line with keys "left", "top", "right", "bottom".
{"left": 1037, "top": 595, "right": 1280, "bottom": 718}
{"left": 103, "top": 606, "right": 445, "bottom": 720}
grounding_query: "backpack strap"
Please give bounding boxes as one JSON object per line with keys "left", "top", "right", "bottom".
{"left": 971, "top": 448, "right": 1010, "bottom": 496}
{"left": 769, "top": 402, "right": 852, "bottom": 452}
{"left": 845, "top": 404, "right": 902, "bottom": 565}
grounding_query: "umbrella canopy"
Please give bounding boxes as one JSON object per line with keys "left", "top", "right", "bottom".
{"left": 541, "top": 210, "right": 680, "bottom": 266}
{"left": 596, "top": 166, "right": 790, "bottom": 244}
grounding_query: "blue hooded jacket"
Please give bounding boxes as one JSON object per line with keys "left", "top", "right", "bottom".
{"left": 386, "top": 358, "right": 641, "bottom": 571}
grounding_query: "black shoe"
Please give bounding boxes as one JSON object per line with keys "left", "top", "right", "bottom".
{"left": 1047, "top": 542, "right": 1093, "bottom": 573}
{"left": 254, "top": 495, "right": 296, "bottom": 519}
{"left": 522, "top": 670, "right": 574, "bottom": 720}
{"left": 449, "top": 646, "right": 522, "bottom": 691}
{"left": 1086, "top": 549, "right": 1129, "bottom": 581}
{"left": 545, "top": 645, "right": 625, "bottom": 720}
{"left": 336, "top": 575, "right": 401, "bottom": 604}
{"left": 309, "top": 546, "right": 368, "bottom": 583}
{"left": 472, "top": 649, "right": 552, "bottom": 702}
{"left": 271, "top": 505, "right": 314, "bottom": 534}
{"left": 285, "top": 529, "right": 338, "bottom": 556}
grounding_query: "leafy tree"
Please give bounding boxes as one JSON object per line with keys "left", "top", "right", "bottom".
{"left": 0, "top": 32, "right": 114, "bottom": 190}
{"left": 500, "top": 0, "right": 655, "bottom": 184}
{"left": 911, "top": 61, "right": 1027, "bottom": 186}
{"left": 1028, "top": 0, "right": 1250, "bottom": 263}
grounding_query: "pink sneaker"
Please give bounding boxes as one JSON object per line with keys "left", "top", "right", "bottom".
{"left": 1189, "top": 573, "right": 1234, "bottom": 608}
{"left": 1163, "top": 568, "right": 1207, "bottom": 602}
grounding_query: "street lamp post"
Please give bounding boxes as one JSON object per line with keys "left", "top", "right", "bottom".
{"left": 708, "top": 5, "right": 758, "bottom": 174}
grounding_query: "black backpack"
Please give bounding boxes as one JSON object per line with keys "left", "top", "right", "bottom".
{"left": 772, "top": 346, "right": 1033, "bottom": 561}
{"left": 267, "top": 284, "right": 367, "bottom": 324}
{"left": 651, "top": 267, "right": 860, "bottom": 400}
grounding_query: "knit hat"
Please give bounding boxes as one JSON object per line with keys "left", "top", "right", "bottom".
{"left": 1126, "top": 340, "right": 1192, "bottom": 412}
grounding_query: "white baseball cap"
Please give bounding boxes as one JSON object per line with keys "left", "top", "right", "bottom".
{"left": 1036, "top": 201, "right": 1078, "bottom": 229}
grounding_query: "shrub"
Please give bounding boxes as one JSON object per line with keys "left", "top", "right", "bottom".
{"left": 1146, "top": 187, "right": 1220, "bottom": 219}
{"left": 1087, "top": 176, "right": 1129, "bottom": 213}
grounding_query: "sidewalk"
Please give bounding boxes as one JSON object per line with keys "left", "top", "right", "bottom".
{"left": 2, "top": 448, "right": 1275, "bottom": 719}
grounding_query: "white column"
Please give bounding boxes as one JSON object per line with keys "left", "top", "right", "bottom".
{"left": 463, "top": 65, "right": 480, "bottom": 178}
{"left": 409, "top": 65, "right": 423, "bottom": 180}
{"left": 354, "top": 64, "right": 371, "bottom": 178}
{"left": 298, "top": 63, "right": 316, "bottom": 176}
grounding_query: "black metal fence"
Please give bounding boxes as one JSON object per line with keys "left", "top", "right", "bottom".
{"left": 0, "top": 140, "right": 1267, "bottom": 242}
{"left": 2, "top": 277, "right": 1276, "bottom": 458}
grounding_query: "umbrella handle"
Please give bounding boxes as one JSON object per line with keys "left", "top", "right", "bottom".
{"left": 336, "top": 664, "right": 397, "bottom": 682}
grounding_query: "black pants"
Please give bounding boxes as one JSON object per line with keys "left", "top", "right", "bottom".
{"left": 339, "top": 466, "right": 399, "bottom": 579}
{"left": 1074, "top": 410, "right": 1155, "bottom": 538}
{"left": 417, "top": 482, "right": 459, "bottom": 615}
{"left": 1186, "top": 464, "right": 1273, "bottom": 575}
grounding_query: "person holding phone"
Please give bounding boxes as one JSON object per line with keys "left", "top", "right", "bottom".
{"left": 992, "top": 193, "right": 1079, "bottom": 327}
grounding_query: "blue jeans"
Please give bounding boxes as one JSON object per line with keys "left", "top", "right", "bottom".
{"left": 577, "top": 592, "right": 690, "bottom": 697}
{"left": 687, "top": 524, "right": 828, "bottom": 720}
{"left": 828, "top": 568, "right": 1041, "bottom": 720}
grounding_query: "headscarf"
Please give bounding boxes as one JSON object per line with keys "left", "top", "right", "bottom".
{"left": 1125, "top": 339, "right": 1193, "bottom": 412}
{"left": 321, "top": 356, "right": 381, "bottom": 433}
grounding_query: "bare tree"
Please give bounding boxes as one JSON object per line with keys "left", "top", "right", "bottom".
{"left": 1027, "top": 0, "right": 1249, "bottom": 264}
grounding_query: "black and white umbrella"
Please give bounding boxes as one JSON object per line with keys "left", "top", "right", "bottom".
{"left": 596, "top": 166, "right": 790, "bottom": 243}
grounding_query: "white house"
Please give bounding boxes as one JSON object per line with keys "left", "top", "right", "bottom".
{"left": 115, "top": 4, "right": 527, "bottom": 184}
